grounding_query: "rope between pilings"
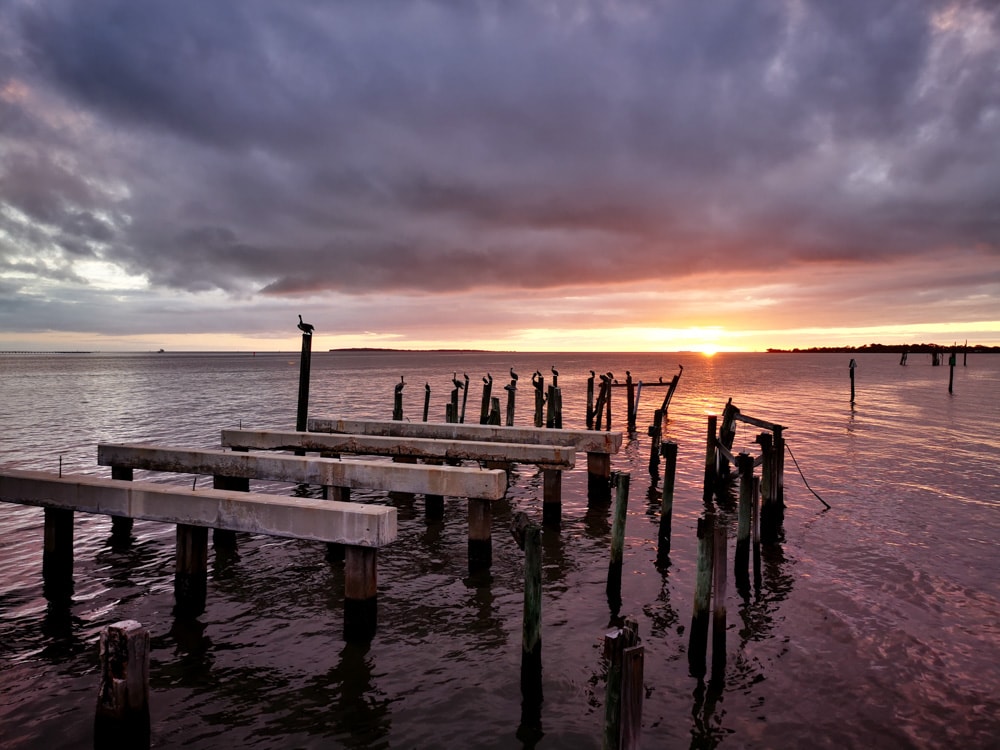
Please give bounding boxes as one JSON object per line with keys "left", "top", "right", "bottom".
{"left": 785, "top": 441, "right": 832, "bottom": 510}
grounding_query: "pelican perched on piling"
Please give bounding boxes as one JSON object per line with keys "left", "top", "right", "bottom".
{"left": 297, "top": 315, "right": 315, "bottom": 335}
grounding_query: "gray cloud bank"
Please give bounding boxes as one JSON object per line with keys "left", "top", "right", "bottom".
{"left": 1, "top": 0, "right": 998, "bottom": 342}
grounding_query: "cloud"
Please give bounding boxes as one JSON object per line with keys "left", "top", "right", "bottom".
{"left": 0, "top": 0, "right": 998, "bottom": 346}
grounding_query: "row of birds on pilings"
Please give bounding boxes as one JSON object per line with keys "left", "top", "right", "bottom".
{"left": 389, "top": 365, "right": 684, "bottom": 440}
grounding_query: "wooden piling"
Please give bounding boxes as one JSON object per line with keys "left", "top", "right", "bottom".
{"left": 505, "top": 372, "right": 517, "bottom": 426}
{"left": 480, "top": 374, "right": 493, "bottom": 424}
{"left": 344, "top": 546, "right": 378, "bottom": 641}
{"left": 717, "top": 399, "right": 738, "bottom": 479}
{"left": 460, "top": 373, "right": 470, "bottom": 424}
{"left": 606, "top": 472, "right": 630, "bottom": 615}
{"left": 393, "top": 377, "right": 405, "bottom": 421}
{"left": 588, "top": 451, "right": 612, "bottom": 505}
{"left": 468, "top": 497, "right": 493, "bottom": 570}
{"left": 43, "top": 506, "right": 74, "bottom": 596}
{"left": 735, "top": 452, "right": 753, "bottom": 595}
{"left": 542, "top": 468, "right": 562, "bottom": 526}
{"left": 488, "top": 396, "right": 502, "bottom": 425}
{"left": 949, "top": 351, "right": 956, "bottom": 394}
{"left": 703, "top": 414, "right": 718, "bottom": 503}
{"left": 174, "top": 523, "right": 208, "bottom": 616}
{"left": 711, "top": 522, "right": 727, "bottom": 684}
{"left": 647, "top": 409, "right": 664, "bottom": 475}
{"left": 849, "top": 358, "right": 857, "bottom": 404}
{"left": 296, "top": 331, "right": 313, "bottom": 432}
{"left": 110, "top": 466, "right": 134, "bottom": 538}
{"left": 657, "top": 441, "right": 677, "bottom": 564}
{"left": 94, "top": 620, "right": 150, "bottom": 749}
{"left": 423, "top": 383, "right": 430, "bottom": 422}
{"left": 773, "top": 425, "right": 786, "bottom": 510}
{"left": 688, "top": 515, "right": 714, "bottom": 679}
{"left": 532, "top": 371, "right": 545, "bottom": 428}
{"left": 587, "top": 371, "right": 596, "bottom": 430}
{"left": 752, "top": 476, "right": 762, "bottom": 590}
{"left": 518, "top": 519, "right": 543, "bottom": 718}
{"left": 757, "top": 432, "right": 779, "bottom": 543}
{"left": 625, "top": 372, "right": 635, "bottom": 433}
{"left": 603, "top": 617, "right": 641, "bottom": 750}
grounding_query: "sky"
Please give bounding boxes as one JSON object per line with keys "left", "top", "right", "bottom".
{"left": 1, "top": 0, "right": 998, "bottom": 353}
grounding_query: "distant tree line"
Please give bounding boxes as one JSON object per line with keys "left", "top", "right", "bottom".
{"left": 767, "top": 343, "right": 999, "bottom": 353}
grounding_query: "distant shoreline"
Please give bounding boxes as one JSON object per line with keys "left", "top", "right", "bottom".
{"left": 766, "top": 344, "right": 1000, "bottom": 353}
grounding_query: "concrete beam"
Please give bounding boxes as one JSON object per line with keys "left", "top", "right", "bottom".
{"left": 220, "top": 430, "right": 577, "bottom": 467}
{"left": 0, "top": 469, "right": 396, "bottom": 547}
{"left": 98, "top": 444, "right": 507, "bottom": 500}
{"left": 307, "top": 417, "right": 622, "bottom": 454}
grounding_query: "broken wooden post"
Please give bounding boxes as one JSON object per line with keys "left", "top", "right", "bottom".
{"left": 480, "top": 373, "right": 493, "bottom": 424}
{"left": 393, "top": 376, "right": 405, "bottom": 421}
{"left": 657, "top": 441, "right": 677, "bottom": 565}
{"left": 688, "top": 515, "right": 714, "bottom": 679}
{"left": 296, "top": 327, "right": 313, "bottom": 432}
{"left": 174, "top": 523, "right": 208, "bottom": 616}
{"left": 344, "top": 546, "right": 378, "bottom": 641}
{"left": 43, "top": 507, "right": 74, "bottom": 598}
{"left": 735, "top": 452, "right": 754, "bottom": 596}
{"left": 512, "top": 513, "right": 543, "bottom": 723}
{"left": 702, "top": 414, "right": 718, "bottom": 503}
{"left": 488, "top": 396, "right": 502, "bottom": 425}
{"left": 94, "top": 620, "right": 150, "bottom": 749}
{"left": 606, "top": 472, "right": 630, "bottom": 616}
{"left": 711, "top": 522, "right": 727, "bottom": 684}
{"left": 110, "top": 466, "right": 134, "bottom": 539}
{"left": 423, "top": 383, "right": 431, "bottom": 422}
{"left": 468, "top": 497, "right": 493, "bottom": 570}
{"left": 849, "top": 358, "right": 857, "bottom": 404}
{"left": 603, "top": 617, "right": 642, "bottom": 750}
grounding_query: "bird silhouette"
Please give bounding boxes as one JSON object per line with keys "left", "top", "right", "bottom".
{"left": 297, "top": 315, "right": 314, "bottom": 335}
{"left": 510, "top": 367, "right": 519, "bottom": 382}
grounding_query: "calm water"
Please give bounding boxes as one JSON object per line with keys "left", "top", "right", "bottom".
{"left": 1, "top": 351, "right": 998, "bottom": 749}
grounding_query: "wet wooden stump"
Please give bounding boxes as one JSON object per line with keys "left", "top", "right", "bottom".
{"left": 94, "top": 620, "right": 150, "bottom": 749}
{"left": 688, "top": 515, "right": 714, "bottom": 679}
{"left": 603, "top": 617, "right": 642, "bottom": 750}
{"left": 606, "top": 472, "right": 630, "bottom": 616}
{"left": 344, "top": 546, "right": 378, "bottom": 641}
{"left": 657, "top": 441, "right": 677, "bottom": 565}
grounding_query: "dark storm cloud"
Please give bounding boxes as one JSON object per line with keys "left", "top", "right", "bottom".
{"left": 2, "top": 0, "right": 998, "bottom": 313}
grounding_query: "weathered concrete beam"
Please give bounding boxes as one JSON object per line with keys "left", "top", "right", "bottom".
{"left": 0, "top": 469, "right": 396, "bottom": 547}
{"left": 221, "top": 429, "right": 577, "bottom": 467}
{"left": 306, "top": 418, "right": 622, "bottom": 454}
{"left": 98, "top": 443, "right": 507, "bottom": 500}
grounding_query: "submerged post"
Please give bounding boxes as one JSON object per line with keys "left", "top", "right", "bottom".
{"left": 296, "top": 317, "right": 314, "bottom": 432}
{"left": 43, "top": 507, "right": 74, "bottom": 597}
{"left": 94, "top": 620, "right": 150, "bottom": 750}
{"left": 174, "top": 524, "right": 208, "bottom": 616}
{"left": 110, "top": 466, "right": 134, "bottom": 539}
{"left": 607, "top": 472, "right": 630, "bottom": 616}
{"left": 949, "top": 351, "right": 956, "bottom": 394}
{"left": 657, "top": 441, "right": 677, "bottom": 564}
